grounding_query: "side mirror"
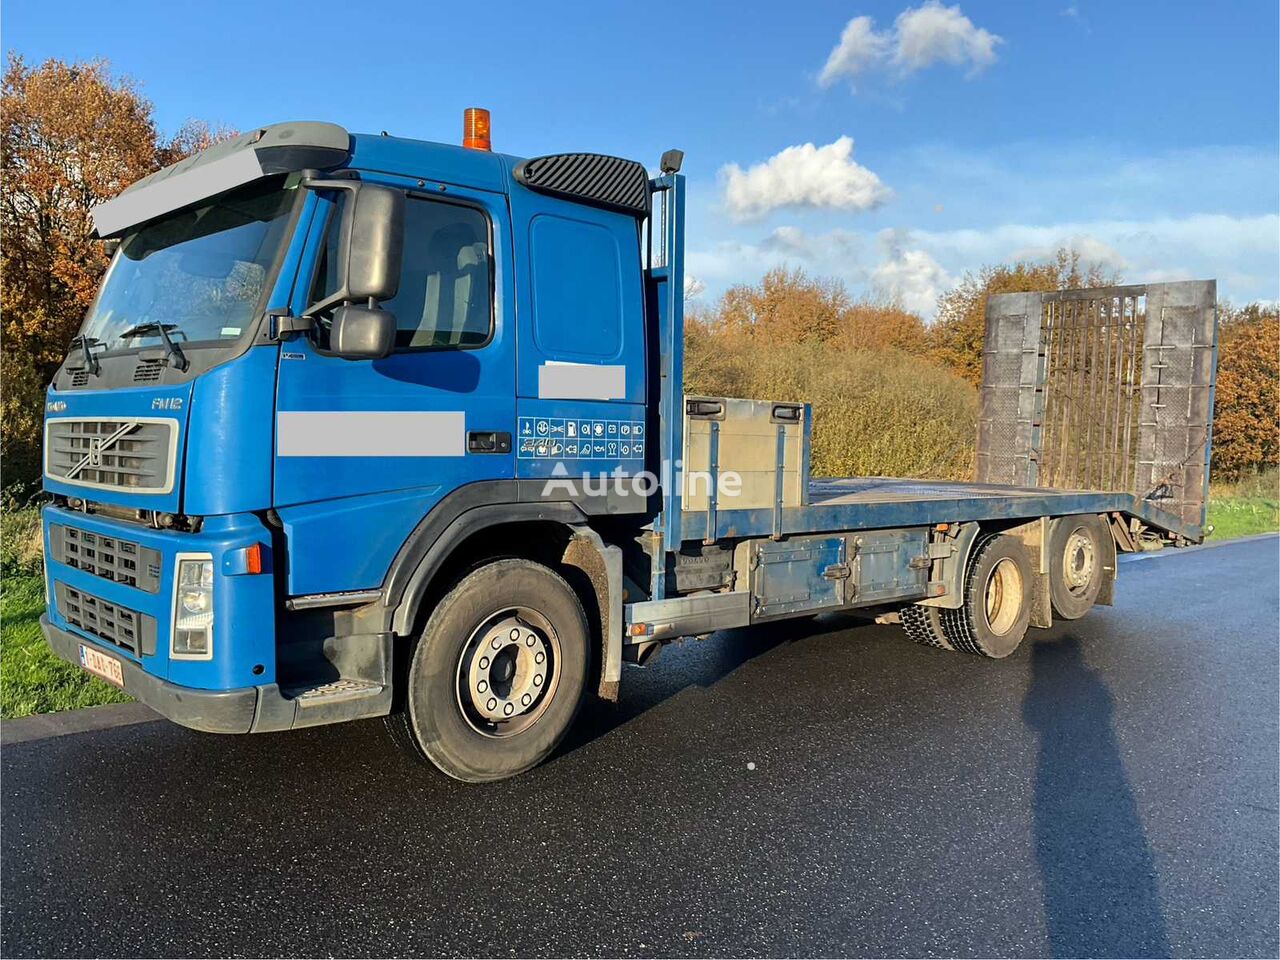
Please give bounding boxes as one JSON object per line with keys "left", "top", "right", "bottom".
{"left": 341, "top": 184, "right": 404, "bottom": 301}
{"left": 303, "top": 180, "right": 405, "bottom": 314}
{"left": 330, "top": 304, "right": 396, "bottom": 360}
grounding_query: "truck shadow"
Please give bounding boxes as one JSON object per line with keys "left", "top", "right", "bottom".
{"left": 1022, "top": 635, "right": 1170, "bottom": 958}
{"left": 559, "top": 613, "right": 846, "bottom": 756}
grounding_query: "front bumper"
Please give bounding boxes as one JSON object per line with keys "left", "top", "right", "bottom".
{"left": 43, "top": 616, "right": 394, "bottom": 734}
{"left": 43, "top": 615, "right": 269, "bottom": 733}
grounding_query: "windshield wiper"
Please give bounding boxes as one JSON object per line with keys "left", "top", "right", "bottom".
{"left": 65, "top": 335, "right": 103, "bottom": 377}
{"left": 119, "top": 322, "right": 190, "bottom": 372}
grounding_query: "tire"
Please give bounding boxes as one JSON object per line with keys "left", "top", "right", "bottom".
{"left": 899, "top": 602, "right": 955, "bottom": 651}
{"left": 385, "top": 558, "right": 590, "bottom": 782}
{"left": 1049, "top": 514, "right": 1109, "bottom": 620}
{"left": 941, "top": 534, "right": 1032, "bottom": 659}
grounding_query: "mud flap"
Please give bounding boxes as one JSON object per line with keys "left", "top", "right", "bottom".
{"left": 562, "top": 528, "right": 623, "bottom": 701}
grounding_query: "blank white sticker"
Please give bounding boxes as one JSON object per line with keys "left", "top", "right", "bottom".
{"left": 277, "top": 411, "right": 466, "bottom": 457}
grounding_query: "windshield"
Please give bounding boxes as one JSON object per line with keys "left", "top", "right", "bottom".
{"left": 80, "top": 179, "right": 297, "bottom": 349}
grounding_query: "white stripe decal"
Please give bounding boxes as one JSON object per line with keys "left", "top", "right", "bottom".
{"left": 92, "top": 149, "right": 264, "bottom": 237}
{"left": 538, "top": 362, "right": 625, "bottom": 400}
{"left": 277, "top": 412, "right": 466, "bottom": 458}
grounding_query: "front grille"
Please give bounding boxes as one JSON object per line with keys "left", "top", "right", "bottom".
{"left": 55, "top": 582, "right": 157, "bottom": 657}
{"left": 48, "top": 524, "right": 161, "bottom": 592}
{"left": 133, "top": 363, "right": 162, "bottom": 383}
{"left": 45, "top": 418, "right": 176, "bottom": 493}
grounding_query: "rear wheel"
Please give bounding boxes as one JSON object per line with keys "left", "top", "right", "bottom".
{"left": 1049, "top": 514, "right": 1109, "bottom": 620}
{"left": 899, "top": 602, "right": 955, "bottom": 651}
{"left": 386, "top": 559, "right": 589, "bottom": 782}
{"left": 941, "top": 534, "right": 1032, "bottom": 659}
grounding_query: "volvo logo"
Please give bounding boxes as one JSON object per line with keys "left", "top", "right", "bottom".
{"left": 64, "top": 422, "right": 138, "bottom": 479}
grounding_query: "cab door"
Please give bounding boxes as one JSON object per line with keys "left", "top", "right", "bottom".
{"left": 273, "top": 183, "right": 515, "bottom": 596}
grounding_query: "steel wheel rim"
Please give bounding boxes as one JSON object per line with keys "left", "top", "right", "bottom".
{"left": 984, "top": 557, "right": 1024, "bottom": 636}
{"left": 455, "top": 607, "right": 561, "bottom": 739}
{"left": 1062, "top": 528, "right": 1097, "bottom": 597}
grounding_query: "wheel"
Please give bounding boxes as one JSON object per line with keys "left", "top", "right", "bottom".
{"left": 899, "top": 602, "right": 955, "bottom": 651}
{"left": 386, "top": 558, "right": 589, "bottom": 782}
{"left": 941, "top": 534, "right": 1032, "bottom": 658}
{"left": 1049, "top": 514, "right": 1109, "bottom": 620}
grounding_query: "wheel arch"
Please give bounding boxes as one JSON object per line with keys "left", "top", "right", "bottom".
{"left": 386, "top": 504, "right": 588, "bottom": 637}
{"left": 379, "top": 488, "right": 622, "bottom": 702}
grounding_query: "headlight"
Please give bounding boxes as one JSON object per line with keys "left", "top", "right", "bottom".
{"left": 172, "top": 555, "right": 214, "bottom": 659}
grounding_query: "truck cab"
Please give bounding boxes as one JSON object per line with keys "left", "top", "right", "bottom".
{"left": 42, "top": 117, "right": 672, "bottom": 775}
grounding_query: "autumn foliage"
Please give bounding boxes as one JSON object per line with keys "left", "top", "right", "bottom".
{"left": 931, "top": 250, "right": 1117, "bottom": 387}
{"left": 687, "top": 269, "right": 976, "bottom": 479}
{"left": 1, "top": 55, "right": 232, "bottom": 487}
{"left": 1212, "top": 304, "right": 1280, "bottom": 481}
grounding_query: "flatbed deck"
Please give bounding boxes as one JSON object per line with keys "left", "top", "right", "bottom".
{"left": 679, "top": 476, "right": 1196, "bottom": 544}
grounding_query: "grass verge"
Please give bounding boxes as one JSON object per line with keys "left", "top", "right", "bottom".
{"left": 2, "top": 505, "right": 132, "bottom": 719}
{"left": 1206, "top": 469, "right": 1280, "bottom": 541}
{"left": 2, "top": 573, "right": 131, "bottom": 719}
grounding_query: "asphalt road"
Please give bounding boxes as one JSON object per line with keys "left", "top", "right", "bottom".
{"left": 3, "top": 537, "right": 1277, "bottom": 958}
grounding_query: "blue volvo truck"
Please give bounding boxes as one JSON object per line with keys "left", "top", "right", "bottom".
{"left": 40, "top": 114, "right": 1218, "bottom": 781}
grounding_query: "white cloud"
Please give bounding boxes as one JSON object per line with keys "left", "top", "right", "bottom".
{"left": 819, "top": 2, "right": 1002, "bottom": 89}
{"left": 683, "top": 275, "right": 707, "bottom": 300}
{"left": 686, "top": 227, "right": 868, "bottom": 291}
{"left": 819, "top": 16, "right": 891, "bottom": 88}
{"left": 1008, "top": 234, "right": 1129, "bottom": 272}
{"left": 720, "top": 137, "right": 892, "bottom": 221}
{"left": 902, "top": 215, "right": 1278, "bottom": 280}
{"left": 870, "top": 230, "right": 954, "bottom": 315}
{"left": 686, "top": 211, "right": 1279, "bottom": 320}
{"left": 892, "top": 1, "right": 1002, "bottom": 74}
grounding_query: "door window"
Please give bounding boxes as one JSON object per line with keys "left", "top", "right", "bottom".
{"left": 312, "top": 194, "right": 493, "bottom": 350}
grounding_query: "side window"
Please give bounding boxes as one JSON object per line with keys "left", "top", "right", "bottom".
{"left": 530, "top": 214, "right": 623, "bottom": 359}
{"left": 311, "top": 194, "right": 493, "bottom": 351}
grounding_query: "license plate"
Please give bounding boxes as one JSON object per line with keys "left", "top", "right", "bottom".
{"left": 79, "top": 644, "right": 124, "bottom": 688}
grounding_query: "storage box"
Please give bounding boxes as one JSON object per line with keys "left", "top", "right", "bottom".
{"left": 681, "top": 396, "right": 809, "bottom": 513}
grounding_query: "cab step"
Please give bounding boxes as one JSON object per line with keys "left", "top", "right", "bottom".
{"left": 288, "top": 677, "right": 384, "bottom": 706}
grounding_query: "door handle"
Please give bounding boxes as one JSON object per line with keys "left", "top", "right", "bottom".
{"left": 467, "top": 431, "right": 511, "bottom": 454}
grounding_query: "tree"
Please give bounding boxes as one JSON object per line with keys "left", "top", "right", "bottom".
{"left": 1212, "top": 302, "right": 1279, "bottom": 480}
{"left": 931, "top": 248, "right": 1117, "bottom": 386}
{"left": 836, "top": 300, "right": 929, "bottom": 355}
{"left": 700, "top": 266, "right": 931, "bottom": 356}
{"left": 715, "top": 267, "right": 850, "bottom": 346}
{"left": 1, "top": 55, "right": 233, "bottom": 489}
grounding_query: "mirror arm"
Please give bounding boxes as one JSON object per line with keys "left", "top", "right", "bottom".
{"left": 267, "top": 308, "right": 314, "bottom": 340}
{"left": 298, "top": 177, "right": 362, "bottom": 318}
{"left": 300, "top": 176, "right": 360, "bottom": 194}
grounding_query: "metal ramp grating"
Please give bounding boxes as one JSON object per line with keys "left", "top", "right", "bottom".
{"left": 976, "top": 280, "right": 1217, "bottom": 538}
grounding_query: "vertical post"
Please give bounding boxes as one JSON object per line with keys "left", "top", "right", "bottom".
{"left": 772, "top": 424, "right": 786, "bottom": 539}
{"left": 704, "top": 419, "right": 719, "bottom": 544}
{"left": 649, "top": 174, "right": 686, "bottom": 576}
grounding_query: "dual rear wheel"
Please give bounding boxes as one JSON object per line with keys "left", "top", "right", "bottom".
{"left": 898, "top": 514, "right": 1109, "bottom": 658}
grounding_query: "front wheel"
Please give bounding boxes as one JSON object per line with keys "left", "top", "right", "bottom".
{"left": 386, "top": 559, "right": 589, "bottom": 782}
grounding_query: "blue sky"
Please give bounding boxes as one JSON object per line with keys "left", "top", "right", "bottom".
{"left": 6, "top": 0, "right": 1278, "bottom": 315}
